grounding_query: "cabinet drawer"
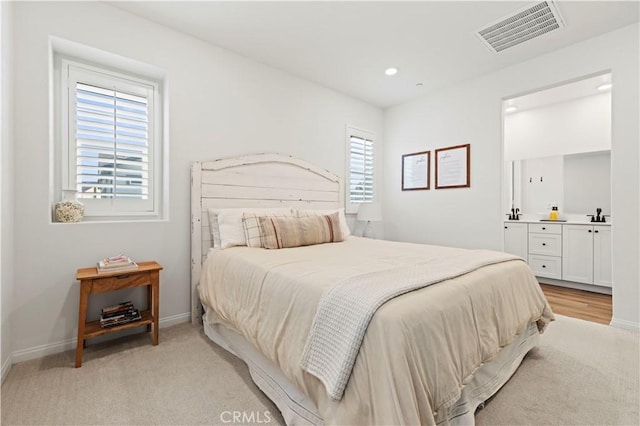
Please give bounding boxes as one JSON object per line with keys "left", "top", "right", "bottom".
{"left": 528, "top": 255, "right": 562, "bottom": 279}
{"left": 528, "top": 233, "right": 562, "bottom": 256}
{"left": 91, "top": 272, "right": 151, "bottom": 293}
{"left": 528, "top": 223, "right": 562, "bottom": 234}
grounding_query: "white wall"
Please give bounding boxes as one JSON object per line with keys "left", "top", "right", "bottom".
{"left": 10, "top": 2, "right": 382, "bottom": 360}
{"left": 1, "top": 0, "right": 15, "bottom": 381}
{"left": 384, "top": 24, "right": 639, "bottom": 330}
{"left": 504, "top": 92, "right": 611, "bottom": 161}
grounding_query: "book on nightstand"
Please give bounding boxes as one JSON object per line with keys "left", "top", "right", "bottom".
{"left": 97, "top": 254, "right": 138, "bottom": 274}
{"left": 102, "top": 301, "right": 135, "bottom": 315}
{"left": 100, "top": 301, "right": 142, "bottom": 328}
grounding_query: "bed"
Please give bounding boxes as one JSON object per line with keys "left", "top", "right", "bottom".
{"left": 191, "top": 153, "right": 554, "bottom": 425}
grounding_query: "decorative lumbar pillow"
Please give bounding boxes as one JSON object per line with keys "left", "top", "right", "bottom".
{"left": 258, "top": 212, "right": 344, "bottom": 249}
{"left": 296, "top": 208, "right": 351, "bottom": 238}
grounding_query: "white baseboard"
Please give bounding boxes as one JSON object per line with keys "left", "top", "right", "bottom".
{"left": 159, "top": 312, "right": 191, "bottom": 328}
{"left": 10, "top": 312, "right": 192, "bottom": 365}
{"left": 537, "top": 278, "right": 612, "bottom": 295}
{"left": 2, "top": 353, "right": 13, "bottom": 384}
{"left": 610, "top": 317, "right": 640, "bottom": 332}
{"left": 12, "top": 337, "right": 76, "bottom": 364}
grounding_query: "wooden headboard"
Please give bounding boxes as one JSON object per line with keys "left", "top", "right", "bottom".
{"left": 190, "top": 153, "right": 344, "bottom": 322}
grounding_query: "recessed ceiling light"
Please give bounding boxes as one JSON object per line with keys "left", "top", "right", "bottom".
{"left": 505, "top": 106, "right": 518, "bottom": 113}
{"left": 385, "top": 67, "right": 398, "bottom": 76}
{"left": 597, "top": 83, "right": 613, "bottom": 91}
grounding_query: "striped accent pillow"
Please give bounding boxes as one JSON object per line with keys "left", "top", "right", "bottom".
{"left": 258, "top": 212, "right": 344, "bottom": 249}
{"left": 242, "top": 211, "right": 293, "bottom": 248}
{"left": 296, "top": 208, "right": 351, "bottom": 238}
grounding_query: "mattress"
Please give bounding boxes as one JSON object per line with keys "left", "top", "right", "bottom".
{"left": 199, "top": 237, "right": 554, "bottom": 425}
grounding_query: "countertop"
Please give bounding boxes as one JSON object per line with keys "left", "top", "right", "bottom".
{"left": 504, "top": 219, "right": 611, "bottom": 226}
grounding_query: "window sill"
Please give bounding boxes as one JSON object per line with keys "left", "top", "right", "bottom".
{"left": 50, "top": 218, "right": 168, "bottom": 225}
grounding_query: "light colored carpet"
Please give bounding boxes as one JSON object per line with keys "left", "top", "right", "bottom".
{"left": 476, "top": 315, "right": 639, "bottom": 426}
{"left": 1, "top": 315, "right": 638, "bottom": 425}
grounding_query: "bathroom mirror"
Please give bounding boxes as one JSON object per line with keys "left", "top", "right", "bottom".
{"left": 509, "top": 150, "right": 611, "bottom": 215}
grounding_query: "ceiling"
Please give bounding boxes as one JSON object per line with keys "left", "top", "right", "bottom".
{"left": 111, "top": 1, "right": 640, "bottom": 109}
{"left": 505, "top": 72, "right": 612, "bottom": 112}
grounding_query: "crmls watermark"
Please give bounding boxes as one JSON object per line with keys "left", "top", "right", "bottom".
{"left": 219, "top": 411, "right": 273, "bottom": 424}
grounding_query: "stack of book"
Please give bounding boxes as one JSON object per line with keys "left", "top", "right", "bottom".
{"left": 97, "top": 254, "right": 138, "bottom": 274}
{"left": 100, "top": 301, "right": 142, "bottom": 328}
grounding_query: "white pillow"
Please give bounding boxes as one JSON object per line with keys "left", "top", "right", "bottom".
{"left": 295, "top": 208, "right": 351, "bottom": 238}
{"left": 208, "top": 208, "right": 294, "bottom": 249}
{"left": 207, "top": 207, "right": 271, "bottom": 248}
{"left": 207, "top": 209, "right": 223, "bottom": 248}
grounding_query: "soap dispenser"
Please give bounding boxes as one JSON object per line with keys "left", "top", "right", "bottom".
{"left": 549, "top": 206, "right": 559, "bottom": 221}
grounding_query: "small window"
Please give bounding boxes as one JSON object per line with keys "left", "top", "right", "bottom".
{"left": 58, "top": 58, "right": 163, "bottom": 219}
{"left": 346, "top": 127, "right": 375, "bottom": 212}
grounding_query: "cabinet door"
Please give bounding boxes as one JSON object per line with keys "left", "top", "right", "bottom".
{"left": 593, "top": 226, "right": 612, "bottom": 287}
{"left": 562, "top": 225, "right": 593, "bottom": 284}
{"left": 504, "top": 223, "right": 528, "bottom": 259}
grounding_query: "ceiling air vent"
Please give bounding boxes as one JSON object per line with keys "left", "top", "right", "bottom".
{"left": 476, "top": 1, "right": 565, "bottom": 53}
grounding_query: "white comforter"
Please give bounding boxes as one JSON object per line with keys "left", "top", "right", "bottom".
{"left": 300, "top": 249, "right": 521, "bottom": 401}
{"left": 199, "top": 237, "right": 554, "bottom": 425}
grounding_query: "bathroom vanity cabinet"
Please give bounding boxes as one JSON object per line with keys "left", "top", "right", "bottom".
{"left": 563, "top": 224, "right": 612, "bottom": 287}
{"left": 503, "top": 222, "right": 528, "bottom": 259}
{"left": 503, "top": 221, "right": 612, "bottom": 291}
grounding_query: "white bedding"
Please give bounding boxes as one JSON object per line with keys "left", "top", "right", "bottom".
{"left": 300, "top": 248, "right": 520, "bottom": 401}
{"left": 199, "top": 237, "right": 554, "bottom": 425}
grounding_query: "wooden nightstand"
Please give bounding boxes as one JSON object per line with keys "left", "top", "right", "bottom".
{"left": 75, "top": 261, "right": 163, "bottom": 367}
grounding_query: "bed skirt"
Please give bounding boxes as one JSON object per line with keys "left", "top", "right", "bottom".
{"left": 202, "top": 315, "right": 540, "bottom": 425}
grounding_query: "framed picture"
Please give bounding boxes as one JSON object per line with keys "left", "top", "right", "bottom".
{"left": 402, "top": 151, "right": 430, "bottom": 191}
{"left": 435, "top": 144, "right": 470, "bottom": 189}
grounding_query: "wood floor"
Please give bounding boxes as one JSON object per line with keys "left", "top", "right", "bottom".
{"left": 539, "top": 283, "right": 612, "bottom": 325}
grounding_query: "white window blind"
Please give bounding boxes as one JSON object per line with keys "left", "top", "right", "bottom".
{"left": 61, "top": 59, "right": 160, "bottom": 217}
{"left": 74, "top": 82, "right": 149, "bottom": 200}
{"left": 348, "top": 133, "right": 374, "bottom": 204}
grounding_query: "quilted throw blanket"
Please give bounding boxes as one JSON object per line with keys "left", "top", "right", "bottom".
{"left": 299, "top": 249, "right": 521, "bottom": 401}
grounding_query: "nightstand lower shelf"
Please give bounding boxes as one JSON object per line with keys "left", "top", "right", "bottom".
{"left": 83, "top": 310, "right": 154, "bottom": 339}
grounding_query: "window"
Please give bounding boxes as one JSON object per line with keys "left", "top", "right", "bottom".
{"left": 58, "top": 57, "right": 163, "bottom": 219}
{"left": 346, "top": 127, "right": 375, "bottom": 212}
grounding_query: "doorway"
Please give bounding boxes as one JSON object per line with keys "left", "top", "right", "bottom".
{"left": 502, "top": 72, "right": 614, "bottom": 305}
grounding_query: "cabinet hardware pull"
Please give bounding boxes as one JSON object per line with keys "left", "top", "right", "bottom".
{"left": 542, "top": 265, "right": 546, "bottom": 268}
{"left": 542, "top": 227, "right": 546, "bottom": 230}
{"left": 595, "top": 230, "right": 599, "bottom": 233}
{"left": 588, "top": 230, "right": 592, "bottom": 233}
{"left": 542, "top": 243, "right": 546, "bottom": 246}
{"left": 504, "top": 226, "right": 508, "bottom": 229}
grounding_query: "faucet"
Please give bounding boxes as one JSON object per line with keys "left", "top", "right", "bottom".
{"left": 506, "top": 207, "right": 520, "bottom": 220}
{"left": 588, "top": 208, "right": 609, "bottom": 223}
